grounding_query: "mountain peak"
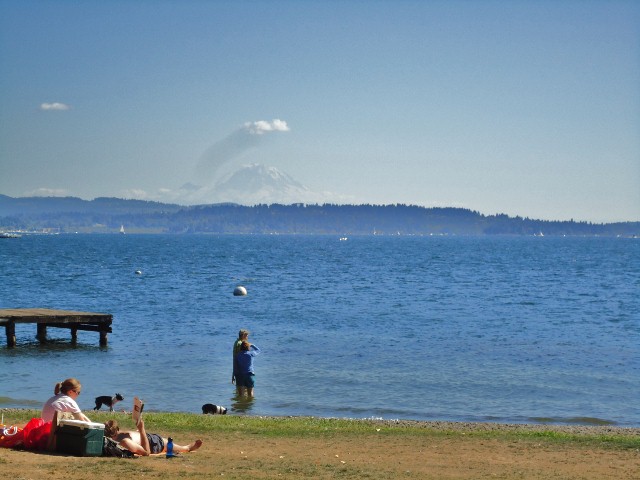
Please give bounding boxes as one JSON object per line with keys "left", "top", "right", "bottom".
{"left": 218, "top": 163, "right": 306, "bottom": 192}
{"left": 181, "top": 163, "right": 332, "bottom": 205}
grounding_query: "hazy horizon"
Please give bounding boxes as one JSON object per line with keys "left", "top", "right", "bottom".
{"left": 2, "top": 188, "right": 639, "bottom": 226}
{"left": 1, "top": 1, "right": 638, "bottom": 223}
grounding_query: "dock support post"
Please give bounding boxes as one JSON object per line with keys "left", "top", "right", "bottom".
{"left": 99, "top": 329, "right": 108, "bottom": 347}
{"left": 37, "top": 324, "right": 47, "bottom": 343}
{"left": 71, "top": 327, "right": 78, "bottom": 345}
{"left": 5, "top": 321, "right": 16, "bottom": 348}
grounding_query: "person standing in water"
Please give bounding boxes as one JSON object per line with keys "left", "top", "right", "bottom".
{"left": 232, "top": 329, "right": 249, "bottom": 394}
{"left": 234, "top": 340, "right": 261, "bottom": 397}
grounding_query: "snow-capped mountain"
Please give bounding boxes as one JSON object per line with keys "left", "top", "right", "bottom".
{"left": 178, "top": 164, "right": 338, "bottom": 205}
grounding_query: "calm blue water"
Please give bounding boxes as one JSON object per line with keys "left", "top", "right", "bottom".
{"left": 1, "top": 234, "right": 638, "bottom": 426}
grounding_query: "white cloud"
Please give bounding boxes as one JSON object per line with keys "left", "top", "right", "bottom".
{"left": 243, "top": 119, "right": 290, "bottom": 135}
{"left": 40, "top": 102, "right": 70, "bottom": 111}
{"left": 25, "top": 188, "right": 70, "bottom": 197}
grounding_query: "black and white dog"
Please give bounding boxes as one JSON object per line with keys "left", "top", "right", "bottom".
{"left": 94, "top": 393, "right": 124, "bottom": 411}
{"left": 202, "top": 403, "right": 227, "bottom": 415}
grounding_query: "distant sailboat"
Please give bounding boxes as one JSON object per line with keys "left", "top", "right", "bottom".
{"left": 119, "top": 225, "right": 126, "bottom": 234}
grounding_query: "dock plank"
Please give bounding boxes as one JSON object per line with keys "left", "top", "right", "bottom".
{"left": 0, "top": 308, "right": 113, "bottom": 347}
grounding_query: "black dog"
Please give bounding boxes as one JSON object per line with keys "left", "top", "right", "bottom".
{"left": 202, "top": 403, "right": 227, "bottom": 415}
{"left": 94, "top": 393, "right": 124, "bottom": 411}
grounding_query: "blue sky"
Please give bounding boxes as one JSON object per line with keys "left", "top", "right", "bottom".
{"left": 1, "top": 0, "right": 638, "bottom": 222}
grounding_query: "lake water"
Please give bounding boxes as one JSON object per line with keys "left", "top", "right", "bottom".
{"left": 1, "top": 234, "right": 638, "bottom": 426}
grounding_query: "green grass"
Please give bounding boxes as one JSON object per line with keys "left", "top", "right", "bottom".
{"left": 3, "top": 409, "right": 639, "bottom": 451}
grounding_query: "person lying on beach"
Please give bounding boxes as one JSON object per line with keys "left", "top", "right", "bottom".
{"left": 103, "top": 419, "right": 202, "bottom": 456}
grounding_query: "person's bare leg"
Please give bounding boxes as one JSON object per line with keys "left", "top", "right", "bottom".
{"left": 164, "top": 439, "right": 203, "bottom": 453}
{"left": 248, "top": 387, "right": 254, "bottom": 397}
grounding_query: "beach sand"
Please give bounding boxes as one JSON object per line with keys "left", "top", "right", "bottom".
{"left": 1, "top": 416, "right": 638, "bottom": 479}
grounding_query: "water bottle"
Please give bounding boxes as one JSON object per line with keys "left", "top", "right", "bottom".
{"left": 166, "top": 437, "right": 174, "bottom": 458}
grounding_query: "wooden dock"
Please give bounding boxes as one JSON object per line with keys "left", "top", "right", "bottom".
{"left": 0, "top": 308, "right": 113, "bottom": 348}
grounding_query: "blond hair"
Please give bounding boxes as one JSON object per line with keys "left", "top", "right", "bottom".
{"left": 54, "top": 378, "right": 82, "bottom": 395}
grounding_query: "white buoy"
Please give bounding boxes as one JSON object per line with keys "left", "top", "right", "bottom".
{"left": 233, "top": 286, "right": 247, "bottom": 296}
{"left": 135, "top": 270, "right": 142, "bottom": 275}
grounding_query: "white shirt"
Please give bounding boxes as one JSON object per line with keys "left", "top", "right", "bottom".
{"left": 41, "top": 393, "right": 81, "bottom": 422}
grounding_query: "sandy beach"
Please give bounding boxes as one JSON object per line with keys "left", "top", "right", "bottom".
{"left": 1, "top": 411, "right": 638, "bottom": 479}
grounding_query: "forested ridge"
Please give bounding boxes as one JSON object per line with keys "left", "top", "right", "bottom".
{"left": 0, "top": 195, "right": 637, "bottom": 236}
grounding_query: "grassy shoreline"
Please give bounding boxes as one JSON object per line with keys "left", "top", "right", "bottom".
{"left": 2, "top": 408, "right": 639, "bottom": 479}
{"left": 3, "top": 408, "right": 639, "bottom": 449}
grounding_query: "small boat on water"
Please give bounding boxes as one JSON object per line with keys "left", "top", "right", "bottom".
{"left": 119, "top": 225, "right": 126, "bottom": 234}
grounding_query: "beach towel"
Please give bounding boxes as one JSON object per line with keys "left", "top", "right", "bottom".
{"left": 0, "top": 425, "right": 24, "bottom": 448}
{"left": 22, "top": 418, "right": 52, "bottom": 451}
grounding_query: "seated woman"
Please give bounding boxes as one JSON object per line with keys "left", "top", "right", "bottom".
{"left": 42, "top": 378, "right": 92, "bottom": 423}
{"left": 104, "top": 419, "right": 202, "bottom": 456}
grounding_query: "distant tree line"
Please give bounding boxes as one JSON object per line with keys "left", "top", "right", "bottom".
{"left": 0, "top": 195, "right": 638, "bottom": 236}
